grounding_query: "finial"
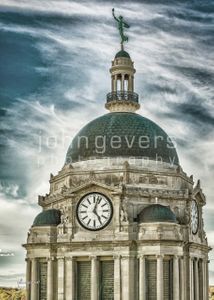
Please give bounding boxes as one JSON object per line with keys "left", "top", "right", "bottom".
{"left": 112, "top": 8, "right": 130, "bottom": 48}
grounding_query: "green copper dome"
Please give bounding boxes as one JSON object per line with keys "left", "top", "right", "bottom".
{"left": 32, "top": 209, "right": 61, "bottom": 227}
{"left": 115, "top": 50, "right": 130, "bottom": 59}
{"left": 65, "top": 112, "right": 179, "bottom": 165}
{"left": 139, "top": 204, "right": 177, "bottom": 223}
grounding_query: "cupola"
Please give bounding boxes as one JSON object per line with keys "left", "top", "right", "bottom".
{"left": 105, "top": 46, "right": 140, "bottom": 113}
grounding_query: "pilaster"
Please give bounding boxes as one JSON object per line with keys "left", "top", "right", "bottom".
{"left": 65, "top": 257, "right": 75, "bottom": 300}
{"left": 57, "top": 257, "right": 65, "bottom": 300}
{"left": 91, "top": 256, "right": 99, "bottom": 300}
{"left": 31, "top": 258, "right": 38, "bottom": 300}
{"left": 194, "top": 258, "right": 199, "bottom": 300}
{"left": 114, "top": 255, "right": 121, "bottom": 300}
{"left": 156, "top": 255, "right": 163, "bottom": 300}
{"left": 25, "top": 258, "right": 31, "bottom": 300}
{"left": 139, "top": 255, "right": 146, "bottom": 300}
{"left": 47, "top": 257, "right": 54, "bottom": 300}
{"left": 173, "top": 256, "right": 180, "bottom": 300}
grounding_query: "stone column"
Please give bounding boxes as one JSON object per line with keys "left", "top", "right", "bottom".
{"left": 31, "top": 258, "right": 38, "bottom": 300}
{"left": 139, "top": 256, "right": 146, "bottom": 300}
{"left": 173, "top": 256, "right": 180, "bottom": 300}
{"left": 120, "top": 75, "right": 123, "bottom": 92}
{"left": 91, "top": 256, "right": 99, "bottom": 300}
{"left": 47, "top": 258, "right": 54, "bottom": 300}
{"left": 121, "top": 74, "right": 125, "bottom": 92}
{"left": 121, "top": 255, "right": 135, "bottom": 300}
{"left": 114, "top": 75, "right": 117, "bottom": 92}
{"left": 202, "top": 259, "right": 206, "bottom": 300}
{"left": 25, "top": 258, "right": 31, "bottom": 300}
{"left": 57, "top": 257, "right": 65, "bottom": 300}
{"left": 194, "top": 258, "right": 199, "bottom": 300}
{"left": 180, "top": 257, "right": 185, "bottom": 300}
{"left": 156, "top": 255, "right": 163, "bottom": 300}
{"left": 114, "top": 255, "right": 121, "bottom": 300}
{"left": 128, "top": 75, "right": 131, "bottom": 91}
{"left": 189, "top": 257, "right": 194, "bottom": 300}
{"left": 65, "top": 257, "right": 75, "bottom": 300}
{"left": 205, "top": 259, "right": 209, "bottom": 300}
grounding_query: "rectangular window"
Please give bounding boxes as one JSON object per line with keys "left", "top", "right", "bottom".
{"left": 77, "top": 261, "right": 91, "bottom": 300}
{"left": 146, "top": 259, "right": 157, "bottom": 300}
{"left": 99, "top": 260, "right": 114, "bottom": 300}
{"left": 39, "top": 261, "right": 47, "bottom": 300}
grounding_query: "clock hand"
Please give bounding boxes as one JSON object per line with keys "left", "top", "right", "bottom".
{"left": 93, "top": 210, "right": 102, "bottom": 224}
{"left": 92, "top": 200, "right": 98, "bottom": 213}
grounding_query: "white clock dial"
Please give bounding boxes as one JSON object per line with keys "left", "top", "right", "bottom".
{"left": 191, "top": 200, "right": 199, "bottom": 234}
{"left": 76, "top": 193, "right": 113, "bottom": 231}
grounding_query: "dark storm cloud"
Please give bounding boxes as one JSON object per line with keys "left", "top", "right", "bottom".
{"left": 160, "top": 100, "right": 214, "bottom": 127}
{"left": 173, "top": 102, "right": 214, "bottom": 126}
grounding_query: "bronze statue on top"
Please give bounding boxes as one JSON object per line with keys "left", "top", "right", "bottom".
{"left": 112, "top": 8, "right": 130, "bottom": 47}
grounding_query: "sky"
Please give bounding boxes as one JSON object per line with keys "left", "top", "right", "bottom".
{"left": 0, "top": 0, "right": 214, "bottom": 287}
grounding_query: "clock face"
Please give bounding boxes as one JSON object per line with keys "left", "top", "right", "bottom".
{"left": 191, "top": 200, "right": 199, "bottom": 234}
{"left": 76, "top": 193, "right": 113, "bottom": 231}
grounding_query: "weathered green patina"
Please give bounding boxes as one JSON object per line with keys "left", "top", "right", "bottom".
{"left": 115, "top": 49, "right": 131, "bottom": 59}
{"left": 33, "top": 209, "right": 61, "bottom": 227}
{"left": 139, "top": 204, "right": 177, "bottom": 223}
{"left": 65, "top": 112, "right": 179, "bottom": 165}
{"left": 112, "top": 8, "right": 130, "bottom": 46}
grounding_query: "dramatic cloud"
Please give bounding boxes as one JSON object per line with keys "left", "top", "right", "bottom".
{"left": 0, "top": 0, "right": 213, "bottom": 285}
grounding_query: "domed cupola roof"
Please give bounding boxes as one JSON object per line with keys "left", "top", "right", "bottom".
{"left": 138, "top": 204, "right": 177, "bottom": 223}
{"left": 115, "top": 50, "right": 130, "bottom": 59}
{"left": 32, "top": 209, "right": 61, "bottom": 227}
{"left": 65, "top": 112, "right": 179, "bottom": 165}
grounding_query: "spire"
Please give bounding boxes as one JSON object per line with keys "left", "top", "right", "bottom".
{"left": 106, "top": 9, "right": 140, "bottom": 113}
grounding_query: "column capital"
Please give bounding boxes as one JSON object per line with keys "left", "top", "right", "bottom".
{"left": 65, "top": 256, "right": 74, "bottom": 261}
{"left": 113, "top": 254, "right": 121, "bottom": 260}
{"left": 31, "top": 257, "right": 37, "bottom": 261}
{"left": 156, "top": 254, "right": 164, "bottom": 259}
{"left": 46, "top": 256, "right": 55, "bottom": 262}
{"left": 90, "top": 255, "right": 98, "bottom": 261}
{"left": 121, "top": 255, "right": 131, "bottom": 260}
{"left": 57, "top": 256, "right": 65, "bottom": 260}
{"left": 173, "top": 254, "right": 180, "bottom": 260}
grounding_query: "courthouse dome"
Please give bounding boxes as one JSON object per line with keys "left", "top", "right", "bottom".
{"left": 32, "top": 209, "right": 61, "bottom": 227}
{"left": 65, "top": 112, "right": 179, "bottom": 165}
{"left": 139, "top": 204, "right": 177, "bottom": 223}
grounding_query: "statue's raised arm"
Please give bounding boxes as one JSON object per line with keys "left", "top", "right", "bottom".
{"left": 112, "top": 8, "right": 130, "bottom": 47}
{"left": 112, "top": 8, "right": 119, "bottom": 22}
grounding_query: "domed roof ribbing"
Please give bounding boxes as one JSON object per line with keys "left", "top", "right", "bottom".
{"left": 65, "top": 112, "right": 179, "bottom": 165}
{"left": 32, "top": 209, "right": 61, "bottom": 227}
{"left": 139, "top": 204, "right": 177, "bottom": 223}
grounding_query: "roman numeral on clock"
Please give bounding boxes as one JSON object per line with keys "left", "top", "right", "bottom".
{"left": 97, "top": 196, "right": 102, "bottom": 204}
